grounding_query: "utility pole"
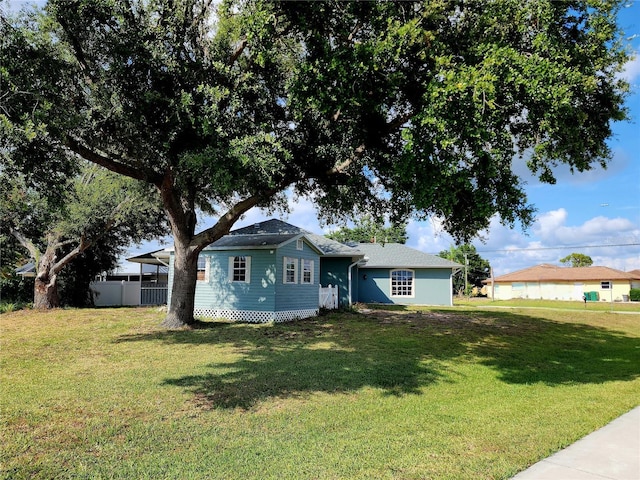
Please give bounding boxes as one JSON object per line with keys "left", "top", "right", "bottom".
{"left": 490, "top": 267, "right": 495, "bottom": 301}
{"left": 464, "top": 253, "right": 468, "bottom": 296}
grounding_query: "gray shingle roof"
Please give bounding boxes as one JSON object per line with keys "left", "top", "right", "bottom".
{"left": 205, "top": 233, "right": 301, "bottom": 250}
{"left": 355, "top": 243, "right": 462, "bottom": 269}
{"left": 195, "top": 219, "right": 459, "bottom": 270}
{"left": 223, "top": 219, "right": 362, "bottom": 257}
{"left": 230, "top": 219, "right": 302, "bottom": 236}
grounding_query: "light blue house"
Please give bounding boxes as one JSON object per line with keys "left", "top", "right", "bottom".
{"left": 353, "top": 243, "right": 462, "bottom": 306}
{"left": 161, "top": 219, "right": 461, "bottom": 322}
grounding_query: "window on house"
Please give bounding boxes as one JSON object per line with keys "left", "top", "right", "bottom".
{"left": 302, "top": 259, "right": 314, "bottom": 284}
{"left": 197, "top": 255, "right": 207, "bottom": 281}
{"left": 296, "top": 239, "right": 304, "bottom": 250}
{"left": 601, "top": 281, "right": 611, "bottom": 290}
{"left": 229, "top": 256, "right": 251, "bottom": 283}
{"left": 284, "top": 257, "right": 298, "bottom": 284}
{"left": 391, "top": 269, "right": 414, "bottom": 297}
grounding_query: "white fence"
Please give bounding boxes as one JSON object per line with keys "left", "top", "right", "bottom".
{"left": 90, "top": 281, "right": 168, "bottom": 307}
{"left": 319, "top": 284, "right": 339, "bottom": 309}
{"left": 91, "top": 281, "right": 141, "bottom": 306}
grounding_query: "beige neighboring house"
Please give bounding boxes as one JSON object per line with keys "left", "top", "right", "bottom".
{"left": 486, "top": 264, "right": 640, "bottom": 302}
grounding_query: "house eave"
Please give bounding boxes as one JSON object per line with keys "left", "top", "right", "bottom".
{"left": 359, "top": 264, "right": 460, "bottom": 270}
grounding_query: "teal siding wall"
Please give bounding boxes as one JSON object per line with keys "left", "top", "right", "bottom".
{"left": 356, "top": 268, "right": 453, "bottom": 306}
{"left": 167, "top": 238, "right": 322, "bottom": 316}
{"left": 319, "top": 257, "right": 352, "bottom": 307}
{"left": 274, "top": 240, "right": 321, "bottom": 312}
{"left": 194, "top": 248, "right": 277, "bottom": 312}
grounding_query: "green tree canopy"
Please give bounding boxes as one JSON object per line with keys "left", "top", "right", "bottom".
{"left": 560, "top": 253, "right": 594, "bottom": 268}
{"left": 326, "top": 216, "right": 407, "bottom": 245}
{"left": 1, "top": 0, "right": 631, "bottom": 326}
{"left": 0, "top": 163, "right": 168, "bottom": 308}
{"left": 439, "top": 244, "right": 491, "bottom": 295}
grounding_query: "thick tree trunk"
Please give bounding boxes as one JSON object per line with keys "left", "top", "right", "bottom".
{"left": 158, "top": 171, "right": 276, "bottom": 328}
{"left": 33, "top": 249, "right": 60, "bottom": 309}
{"left": 34, "top": 276, "right": 60, "bottom": 309}
{"left": 162, "top": 240, "right": 199, "bottom": 328}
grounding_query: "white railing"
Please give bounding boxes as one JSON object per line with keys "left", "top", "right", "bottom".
{"left": 319, "top": 284, "right": 338, "bottom": 309}
{"left": 141, "top": 282, "right": 168, "bottom": 305}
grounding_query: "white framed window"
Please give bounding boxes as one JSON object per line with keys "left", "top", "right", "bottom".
{"left": 197, "top": 255, "right": 209, "bottom": 282}
{"left": 601, "top": 281, "right": 611, "bottom": 290}
{"left": 284, "top": 257, "right": 298, "bottom": 284}
{"left": 302, "top": 259, "right": 314, "bottom": 284}
{"left": 391, "top": 269, "right": 414, "bottom": 297}
{"left": 296, "top": 239, "right": 304, "bottom": 251}
{"left": 228, "top": 256, "right": 251, "bottom": 283}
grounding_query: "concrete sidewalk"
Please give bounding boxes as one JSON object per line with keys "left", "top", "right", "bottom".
{"left": 512, "top": 406, "right": 639, "bottom": 479}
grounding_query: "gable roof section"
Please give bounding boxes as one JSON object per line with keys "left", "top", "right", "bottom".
{"left": 222, "top": 219, "right": 363, "bottom": 258}
{"left": 355, "top": 243, "right": 461, "bottom": 269}
{"left": 492, "top": 264, "right": 637, "bottom": 283}
{"left": 205, "top": 232, "right": 301, "bottom": 250}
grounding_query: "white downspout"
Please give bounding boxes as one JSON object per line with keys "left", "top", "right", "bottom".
{"left": 348, "top": 256, "right": 369, "bottom": 307}
{"left": 348, "top": 260, "right": 358, "bottom": 307}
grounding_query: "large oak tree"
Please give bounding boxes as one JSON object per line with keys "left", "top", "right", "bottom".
{"left": 1, "top": 0, "right": 630, "bottom": 327}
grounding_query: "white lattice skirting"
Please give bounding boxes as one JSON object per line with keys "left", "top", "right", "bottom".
{"left": 193, "top": 308, "right": 319, "bottom": 323}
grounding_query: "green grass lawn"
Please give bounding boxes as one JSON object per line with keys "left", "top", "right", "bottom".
{"left": 454, "top": 297, "right": 640, "bottom": 312}
{"left": 2, "top": 306, "right": 639, "bottom": 479}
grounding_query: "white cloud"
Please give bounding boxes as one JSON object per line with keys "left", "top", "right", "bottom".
{"left": 533, "top": 209, "right": 637, "bottom": 244}
{"left": 620, "top": 50, "right": 640, "bottom": 84}
{"left": 406, "top": 218, "right": 454, "bottom": 254}
{"left": 473, "top": 210, "right": 640, "bottom": 275}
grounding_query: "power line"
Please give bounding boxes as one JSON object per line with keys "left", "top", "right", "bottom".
{"left": 476, "top": 243, "right": 640, "bottom": 254}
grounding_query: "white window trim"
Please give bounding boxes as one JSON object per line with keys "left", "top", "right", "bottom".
{"left": 283, "top": 257, "right": 298, "bottom": 284}
{"left": 197, "top": 255, "right": 210, "bottom": 282}
{"left": 601, "top": 281, "right": 611, "bottom": 290}
{"left": 301, "top": 259, "right": 314, "bottom": 285}
{"left": 228, "top": 256, "right": 251, "bottom": 284}
{"left": 296, "top": 239, "right": 304, "bottom": 251}
{"left": 390, "top": 269, "right": 415, "bottom": 298}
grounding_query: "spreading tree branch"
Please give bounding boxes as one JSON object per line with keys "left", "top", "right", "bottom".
{"left": 229, "top": 38, "right": 248, "bottom": 65}
{"left": 9, "top": 227, "right": 41, "bottom": 260}
{"left": 327, "top": 144, "right": 366, "bottom": 176}
{"left": 191, "top": 188, "right": 280, "bottom": 249}
{"left": 50, "top": 234, "right": 93, "bottom": 277}
{"left": 65, "top": 137, "right": 163, "bottom": 186}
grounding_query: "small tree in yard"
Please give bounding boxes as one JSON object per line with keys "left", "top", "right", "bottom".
{"left": 0, "top": 164, "right": 167, "bottom": 309}
{"left": 2, "top": 1, "right": 631, "bottom": 327}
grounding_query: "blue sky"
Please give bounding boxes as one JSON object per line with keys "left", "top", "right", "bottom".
{"left": 53, "top": 1, "right": 633, "bottom": 276}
